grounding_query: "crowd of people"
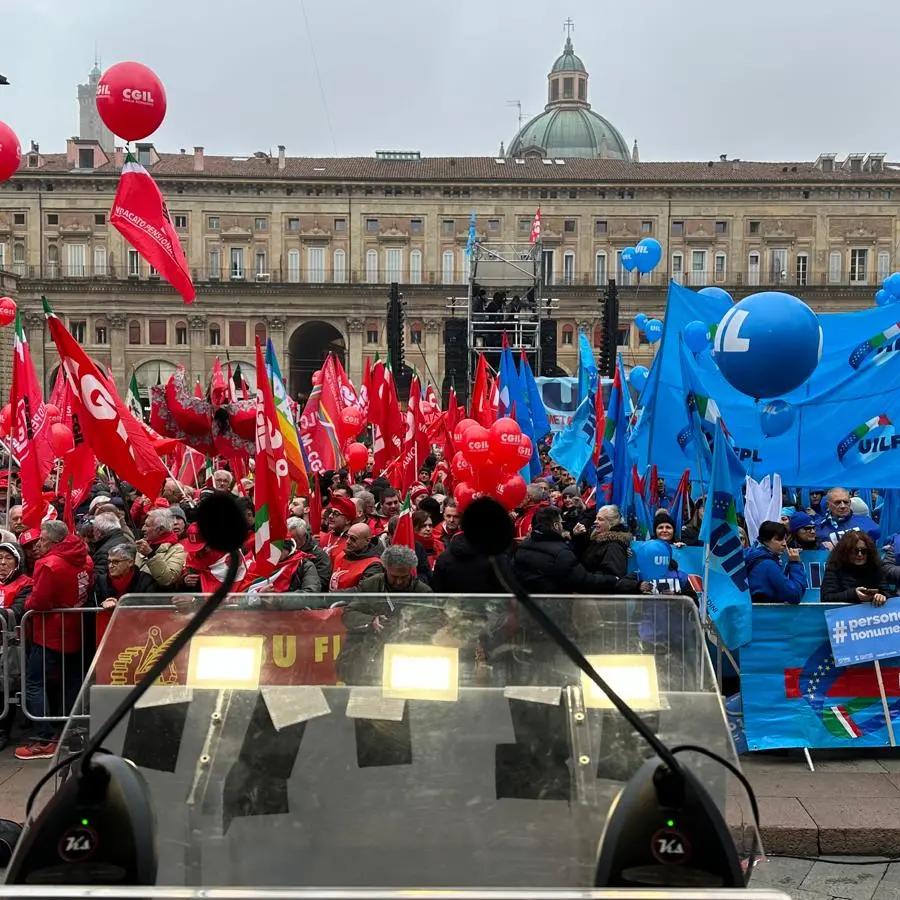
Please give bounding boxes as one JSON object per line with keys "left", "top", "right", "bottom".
{"left": 0, "top": 448, "right": 894, "bottom": 764}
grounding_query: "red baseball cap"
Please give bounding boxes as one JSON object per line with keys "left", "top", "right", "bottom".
{"left": 19, "top": 528, "right": 40, "bottom": 546}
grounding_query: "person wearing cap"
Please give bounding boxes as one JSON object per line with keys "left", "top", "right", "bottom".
{"left": 321, "top": 494, "right": 358, "bottom": 555}
{"left": 18, "top": 528, "right": 40, "bottom": 574}
{"left": 653, "top": 512, "right": 685, "bottom": 548}
{"left": 0, "top": 542, "right": 31, "bottom": 749}
{"left": 788, "top": 511, "right": 820, "bottom": 551}
{"left": 169, "top": 506, "right": 188, "bottom": 540}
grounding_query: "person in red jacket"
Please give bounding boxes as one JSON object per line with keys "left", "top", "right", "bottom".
{"left": 0, "top": 542, "right": 31, "bottom": 749}
{"left": 16, "top": 520, "right": 94, "bottom": 760}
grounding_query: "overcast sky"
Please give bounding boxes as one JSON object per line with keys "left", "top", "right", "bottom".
{"left": 1, "top": 0, "right": 895, "bottom": 162}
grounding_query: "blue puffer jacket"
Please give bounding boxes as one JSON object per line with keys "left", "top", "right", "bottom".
{"left": 744, "top": 544, "right": 807, "bottom": 605}
{"left": 814, "top": 513, "right": 880, "bottom": 547}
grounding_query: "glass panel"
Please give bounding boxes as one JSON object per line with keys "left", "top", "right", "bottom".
{"left": 747, "top": 253, "right": 760, "bottom": 286}
{"left": 689, "top": 250, "right": 707, "bottom": 286}
{"left": 594, "top": 253, "right": 606, "bottom": 285}
{"left": 333, "top": 250, "right": 346, "bottom": 284}
{"left": 307, "top": 248, "right": 325, "bottom": 284}
{"left": 287, "top": 250, "right": 301, "bottom": 283}
{"left": 441, "top": 250, "right": 454, "bottom": 284}
{"left": 366, "top": 250, "right": 378, "bottom": 283}
{"left": 384, "top": 248, "right": 402, "bottom": 284}
{"left": 409, "top": 250, "right": 422, "bottom": 285}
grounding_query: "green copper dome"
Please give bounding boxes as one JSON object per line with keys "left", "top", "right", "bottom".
{"left": 507, "top": 107, "right": 630, "bottom": 159}
{"left": 551, "top": 36, "right": 585, "bottom": 73}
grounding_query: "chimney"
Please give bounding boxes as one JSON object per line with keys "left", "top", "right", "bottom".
{"left": 193, "top": 146, "right": 204, "bottom": 172}
{"left": 65, "top": 138, "right": 77, "bottom": 165}
{"left": 114, "top": 146, "right": 125, "bottom": 169}
{"left": 277, "top": 144, "right": 286, "bottom": 171}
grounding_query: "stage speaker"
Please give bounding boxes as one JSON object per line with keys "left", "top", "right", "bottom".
{"left": 539, "top": 320, "right": 558, "bottom": 377}
{"left": 443, "top": 319, "right": 469, "bottom": 409}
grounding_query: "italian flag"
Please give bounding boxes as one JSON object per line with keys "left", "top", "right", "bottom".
{"left": 392, "top": 495, "right": 416, "bottom": 551}
{"left": 125, "top": 370, "right": 144, "bottom": 422}
{"left": 829, "top": 704, "right": 863, "bottom": 738}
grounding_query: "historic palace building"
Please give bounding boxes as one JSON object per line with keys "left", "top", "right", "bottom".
{"left": 0, "top": 35, "right": 897, "bottom": 401}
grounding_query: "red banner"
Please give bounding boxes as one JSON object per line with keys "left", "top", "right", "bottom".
{"left": 94, "top": 608, "right": 346, "bottom": 687}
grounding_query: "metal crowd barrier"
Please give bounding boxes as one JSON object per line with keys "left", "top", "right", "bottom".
{"left": 15, "top": 607, "right": 101, "bottom": 725}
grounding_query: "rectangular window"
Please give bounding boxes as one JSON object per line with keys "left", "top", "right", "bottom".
{"left": 796, "top": 253, "right": 809, "bottom": 287}
{"left": 287, "top": 248, "right": 300, "bottom": 283}
{"left": 850, "top": 248, "right": 868, "bottom": 285}
{"left": 749, "top": 220, "right": 760, "bottom": 235}
{"left": 615, "top": 250, "right": 633, "bottom": 286}
{"left": 541, "top": 249, "right": 554, "bottom": 286}
{"left": 641, "top": 221, "right": 653, "bottom": 234}
{"left": 564, "top": 219, "right": 577, "bottom": 234}
{"left": 137, "top": 147, "right": 151, "bottom": 167}
{"left": 209, "top": 325, "right": 221, "bottom": 346}
{"left": 307, "top": 247, "right": 325, "bottom": 283}
{"left": 78, "top": 148, "right": 94, "bottom": 169}
{"left": 409, "top": 218, "right": 423, "bottom": 235}
{"left": 878, "top": 251, "right": 891, "bottom": 282}
{"left": 13, "top": 213, "right": 25, "bottom": 226}
{"left": 578, "top": 79, "right": 586, "bottom": 100}
{"left": 333, "top": 218, "right": 346, "bottom": 232}
{"left": 563, "top": 251, "right": 575, "bottom": 285}
{"left": 671, "top": 253, "right": 684, "bottom": 284}
{"left": 365, "top": 218, "right": 379, "bottom": 233}
{"left": 70, "top": 320, "right": 86, "bottom": 343}
{"left": 595, "top": 221, "right": 608, "bottom": 238}
{"left": 149, "top": 264, "right": 159, "bottom": 279}
{"left": 176, "top": 324, "right": 188, "bottom": 345}
{"left": 254, "top": 250, "right": 267, "bottom": 276}
{"left": 94, "top": 213, "right": 106, "bottom": 227}
{"left": 828, "top": 251, "right": 842, "bottom": 284}
{"left": 714, "top": 253, "right": 727, "bottom": 282}
{"left": 366, "top": 250, "right": 378, "bottom": 283}
{"left": 409, "top": 250, "right": 422, "bottom": 285}
{"left": 672, "top": 221, "right": 684, "bottom": 236}
{"left": 254, "top": 217, "right": 267, "bottom": 231}
{"left": 715, "top": 221, "right": 727, "bottom": 234}
{"left": 333, "top": 249, "right": 346, "bottom": 284}
{"left": 94, "top": 325, "right": 107, "bottom": 345}
{"left": 441, "top": 250, "right": 455, "bottom": 284}
{"left": 287, "top": 217, "right": 300, "bottom": 232}
{"left": 230, "top": 247, "right": 244, "bottom": 280}
{"left": 595, "top": 252, "right": 607, "bottom": 285}
{"left": 366, "top": 329, "right": 378, "bottom": 344}
{"left": 93, "top": 246, "right": 107, "bottom": 276}
{"left": 617, "top": 327, "right": 630, "bottom": 347}
{"left": 208, "top": 216, "right": 220, "bottom": 230}
{"left": 441, "top": 219, "right": 455, "bottom": 236}
{"left": 770, "top": 249, "right": 788, "bottom": 285}
{"left": 148, "top": 319, "right": 167, "bottom": 345}
{"left": 519, "top": 218, "right": 531, "bottom": 233}
{"left": 563, "top": 76, "right": 574, "bottom": 99}
{"left": 229, "top": 321, "right": 247, "bottom": 346}
{"left": 208, "top": 247, "right": 221, "bottom": 280}
{"left": 66, "top": 243, "right": 86, "bottom": 277}
{"left": 690, "top": 249, "right": 707, "bottom": 287}
{"left": 385, "top": 248, "right": 403, "bottom": 283}
{"left": 174, "top": 215, "right": 188, "bottom": 229}
{"left": 47, "top": 214, "right": 59, "bottom": 226}
{"left": 128, "top": 248, "right": 141, "bottom": 277}
{"left": 410, "top": 328, "right": 422, "bottom": 345}
{"left": 744, "top": 252, "right": 759, "bottom": 286}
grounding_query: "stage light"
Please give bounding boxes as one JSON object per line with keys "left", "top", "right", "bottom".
{"left": 382, "top": 643, "right": 459, "bottom": 702}
{"left": 187, "top": 635, "right": 264, "bottom": 690}
{"left": 581, "top": 654, "right": 660, "bottom": 711}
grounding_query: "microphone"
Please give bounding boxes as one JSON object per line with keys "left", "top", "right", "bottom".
{"left": 5, "top": 492, "right": 249, "bottom": 886}
{"left": 461, "top": 497, "right": 751, "bottom": 888}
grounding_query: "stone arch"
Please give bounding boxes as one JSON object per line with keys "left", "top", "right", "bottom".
{"left": 287, "top": 320, "right": 346, "bottom": 400}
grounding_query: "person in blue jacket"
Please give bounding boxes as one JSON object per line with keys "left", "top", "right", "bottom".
{"left": 744, "top": 520, "right": 808, "bottom": 605}
{"left": 814, "top": 487, "right": 880, "bottom": 549}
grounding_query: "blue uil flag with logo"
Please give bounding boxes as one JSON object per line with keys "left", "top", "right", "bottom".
{"left": 633, "top": 281, "right": 900, "bottom": 486}
{"left": 741, "top": 605, "right": 900, "bottom": 750}
{"left": 699, "top": 422, "right": 751, "bottom": 650}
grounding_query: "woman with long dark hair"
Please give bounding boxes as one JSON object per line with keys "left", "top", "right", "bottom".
{"left": 821, "top": 531, "right": 899, "bottom": 606}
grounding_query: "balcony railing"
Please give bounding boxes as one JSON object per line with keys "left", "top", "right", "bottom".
{"left": 6, "top": 263, "right": 888, "bottom": 292}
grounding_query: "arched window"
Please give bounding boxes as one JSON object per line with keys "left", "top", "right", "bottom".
{"left": 441, "top": 250, "right": 455, "bottom": 284}
{"left": 365, "top": 249, "right": 378, "bottom": 284}
{"left": 12, "top": 242, "right": 25, "bottom": 276}
{"left": 175, "top": 321, "right": 188, "bottom": 345}
{"left": 333, "top": 249, "right": 346, "bottom": 284}
{"left": 409, "top": 320, "right": 423, "bottom": 346}
{"left": 94, "top": 318, "right": 108, "bottom": 345}
{"left": 47, "top": 244, "right": 59, "bottom": 278}
{"left": 561, "top": 324, "right": 575, "bottom": 346}
{"left": 365, "top": 322, "right": 379, "bottom": 345}
{"left": 409, "top": 249, "right": 423, "bottom": 285}
{"left": 209, "top": 322, "right": 222, "bottom": 346}
{"left": 128, "top": 319, "right": 141, "bottom": 345}
{"left": 254, "top": 322, "right": 267, "bottom": 345}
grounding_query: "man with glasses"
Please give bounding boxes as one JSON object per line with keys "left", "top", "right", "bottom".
{"left": 815, "top": 487, "right": 881, "bottom": 550}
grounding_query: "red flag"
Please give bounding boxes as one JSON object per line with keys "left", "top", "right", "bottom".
{"left": 359, "top": 356, "right": 372, "bottom": 429}
{"left": 55, "top": 370, "right": 98, "bottom": 516}
{"left": 530, "top": 208, "right": 542, "bottom": 245}
{"left": 471, "top": 353, "right": 491, "bottom": 426}
{"left": 109, "top": 155, "right": 195, "bottom": 304}
{"left": 592, "top": 376, "right": 607, "bottom": 468}
{"left": 253, "top": 337, "right": 290, "bottom": 577}
{"left": 369, "top": 359, "right": 403, "bottom": 477}
{"left": 446, "top": 385, "right": 460, "bottom": 435}
{"left": 333, "top": 355, "right": 360, "bottom": 410}
{"left": 397, "top": 372, "right": 422, "bottom": 494}
{"left": 45, "top": 301, "right": 167, "bottom": 499}
{"left": 10, "top": 312, "right": 54, "bottom": 527}
{"left": 298, "top": 354, "right": 345, "bottom": 477}
{"left": 210, "top": 358, "right": 228, "bottom": 407}
{"left": 193, "top": 378, "right": 203, "bottom": 400}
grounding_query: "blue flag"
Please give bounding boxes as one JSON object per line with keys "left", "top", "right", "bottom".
{"left": 700, "top": 421, "right": 752, "bottom": 650}
{"left": 519, "top": 352, "right": 551, "bottom": 441}
{"left": 549, "top": 391, "right": 596, "bottom": 482}
{"left": 498, "top": 345, "right": 540, "bottom": 481}
{"left": 576, "top": 332, "right": 598, "bottom": 408}
{"left": 465, "top": 210, "right": 477, "bottom": 257}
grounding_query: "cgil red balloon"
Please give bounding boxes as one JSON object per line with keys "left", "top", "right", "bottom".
{"left": 0, "top": 297, "right": 16, "bottom": 327}
{"left": 48, "top": 422, "right": 75, "bottom": 457}
{"left": 311, "top": 370, "right": 323, "bottom": 386}
{"left": 453, "top": 481, "right": 481, "bottom": 512}
{"left": 0, "top": 404, "right": 10, "bottom": 438}
{"left": 462, "top": 423, "right": 491, "bottom": 465}
{"left": 95, "top": 62, "right": 167, "bottom": 143}
{"left": 0, "top": 122, "right": 21, "bottom": 184}
{"left": 450, "top": 450, "right": 475, "bottom": 483}
{"left": 489, "top": 417, "right": 526, "bottom": 468}
{"left": 340, "top": 405, "right": 363, "bottom": 442}
{"left": 43, "top": 403, "right": 61, "bottom": 425}
{"left": 452, "top": 417, "right": 479, "bottom": 448}
{"left": 345, "top": 441, "right": 368, "bottom": 474}
{"left": 511, "top": 434, "right": 534, "bottom": 467}
{"left": 495, "top": 474, "right": 528, "bottom": 511}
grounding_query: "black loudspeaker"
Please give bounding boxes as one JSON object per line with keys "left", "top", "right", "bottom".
{"left": 539, "top": 319, "right": 558, "bottom": 376}
{"left": 443, "top": 319, "right": 469, "bottom": 409}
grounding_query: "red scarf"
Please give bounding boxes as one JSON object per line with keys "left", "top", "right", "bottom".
{"left": 148, "top": 531, "right": 179, "bottom": 548}
{"left": 109, "top": 570, "right": 133, "bottom": 597}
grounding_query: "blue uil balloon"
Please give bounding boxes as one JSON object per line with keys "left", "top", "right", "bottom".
{"left": 634, "top": 238, "right": 663, "bottom": 274}
{"left": 634, "top": 312, "right": 649, "bottom": 331}
{"left": 633, "top": 539, "right": 674, "bottom": 583}
{"left": 621, "top": 247, "right": 638, "bottom": 272}
{"left": 629, "top": 365, "right": 649, "bottom": 391}
{"left": 683, "top": 320, "right": 711, "bottom": 353}
{"left": 644, "top": 318, "right": 664, "bottom": 343}
{"left": 876, "top": 288, "right": 891, "bottom": 307}
{"left": 698, "top": 286, "right": 734, "bottom": 305}
{"left": 759, "top": 399, "right": 796, "bottom": 438}
{"left": 712, "top": 292, "right": 821, "bottom": 399}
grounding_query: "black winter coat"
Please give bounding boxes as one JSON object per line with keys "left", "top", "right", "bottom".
{"left": 821, "top": 561, "right": 899, "bottom": 604}
{"left": 577, "top": 527, "right": 632, "bottom": 579}
{"left": 431, "top": 534, "right": 509, "bottom": 594}
{"left": 91, "top": 530, "right": 133, "bottom": 590}
{"left": 93, "top": 565, "right": 158, "bottom": 605}
{"left": 513, "top": 531, "right": 620, "bottom": 595}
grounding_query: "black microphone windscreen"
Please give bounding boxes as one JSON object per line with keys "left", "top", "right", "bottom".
{"left": 195, "top": 492, "right": 249, "bottom": 552}
{"left": 461, "top": 496, "right": 515, "bottom": 556}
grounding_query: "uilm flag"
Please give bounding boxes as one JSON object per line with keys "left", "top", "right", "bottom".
{"left": 44, "top": 299, "right": 167, "bottom": 499}
{"left": 10, "top": 312, "right": 54, "bottom": 527}
{"left": 110, "top": 154, "right": 195, "bottom": 303}
{"left": 253, "top": 337, "right": 290, "bottom": 577}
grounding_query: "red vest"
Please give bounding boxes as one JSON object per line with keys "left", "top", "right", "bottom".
{"left": 329, "top": 548, "right": 379, "bottom": 591}
{"left": 0, "top": 574, "right": 31, "bottom": 608}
